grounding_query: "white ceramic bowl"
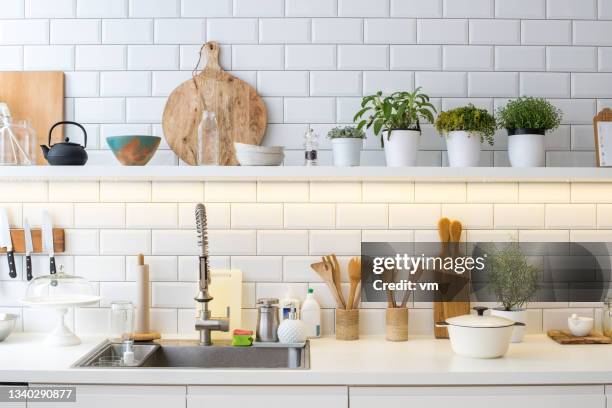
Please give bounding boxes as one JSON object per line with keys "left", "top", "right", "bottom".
{"left": 234, "top": 143, "right": 284, "bottom": 154}
{"left": 0, "top": 313, "right": 18, "bottom": 342}
{"left": 236, "top": 150, "right": 284, "bottom": 166}
{"left": 568, "top": 314, "right": 594, "bottom": 337}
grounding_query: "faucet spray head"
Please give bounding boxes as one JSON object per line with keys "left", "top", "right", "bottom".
{"left": 195, "top": 203, "right": 213, "bottom": 303}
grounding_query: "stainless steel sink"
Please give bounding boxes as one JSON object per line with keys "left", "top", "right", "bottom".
{"left": 73, "top": 340, "right": 310, "bottom": 370}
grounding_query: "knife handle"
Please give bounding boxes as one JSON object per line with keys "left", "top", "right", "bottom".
{"left": 26, "top": 255, "right": 32, "bottom": 281}
{"left": 7, "top": 251, "right": 16, "bottom": 279}
{"left": 50, "top": 256, "right": 57, "bottom": 275}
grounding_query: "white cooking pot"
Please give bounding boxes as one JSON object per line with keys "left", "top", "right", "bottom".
{"left": 436, "top": 307, "right": 525, "bottom": 359}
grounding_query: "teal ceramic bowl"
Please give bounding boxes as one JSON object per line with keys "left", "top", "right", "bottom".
{"left": 106, "top": 136, "right": 161, "bottom": 166}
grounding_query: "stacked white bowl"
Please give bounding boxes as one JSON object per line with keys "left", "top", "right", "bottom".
{"left": 234, "top": 143, "right": 285, "bottom": 166}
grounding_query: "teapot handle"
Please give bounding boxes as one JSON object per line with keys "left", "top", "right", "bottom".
{"left": 48, "top": 121, "right": 87, "bottom": 148}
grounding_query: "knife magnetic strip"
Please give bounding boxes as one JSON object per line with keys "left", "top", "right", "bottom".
{"left": 0, "top": 229, "right": 65, "bottom": 254}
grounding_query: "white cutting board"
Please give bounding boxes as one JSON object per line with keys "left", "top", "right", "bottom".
{"left": 200, "top": 269, "right": 242, "bottom": 340}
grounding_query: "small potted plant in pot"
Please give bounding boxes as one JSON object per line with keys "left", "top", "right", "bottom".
{"left": 487, "top": 244, "right": 539, "bottom": 343}
{"left": 435, "top": 104, "right": 495, "bottom": 167}
{"left": 354, "top": 87, "right": 436, "bottom": 167}
{"left": 496, "top": 97, "right": 563, "bottom": 167}
{"left": 327, "top": 126, "right": 365, "bottom": 167}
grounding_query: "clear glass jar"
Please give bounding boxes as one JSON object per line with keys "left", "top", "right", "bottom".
{"left": 0, "top": 118, "right": 36, "bottom": 165}
{"left": 603, "top": 298, "right": 612, "bottom": 337}
{"left": 197, "top": 111, "right": 219, "bottom": 166}
{"left": 110, "top": 301, "right": 135, "bottom": 344}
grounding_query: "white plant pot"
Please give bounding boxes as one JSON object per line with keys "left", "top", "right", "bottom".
{"left": 331, "top": 138, "right": 362, "bottom": 167}
{"left": 446, "top": 130, "right": 482, "bottom": 167}
{"left": 490, "top": 308, "right": 527, "bottom": 343}
{"left": 507, "top": 130, "right": 545, "bottom": 167}
{"left": 383, "top": 130, "right": 420, "bottom": 167}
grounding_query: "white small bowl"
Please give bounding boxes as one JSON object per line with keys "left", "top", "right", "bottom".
{"left": 236, "top": 150, "right": 284, "bottom": 166}
{"left": 234, "top": 143, "right": 284, "bottom": 154}
{"left": 568, "top": 313, "right": 594, "bottom": 337}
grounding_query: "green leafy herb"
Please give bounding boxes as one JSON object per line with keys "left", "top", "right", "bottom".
{"left": 496, "top": 97, "right": 563, "bottom": 132}
{"left": 326, "top": 126, "right": 366, "bottom": 140}
{"left": 487, "top": 244, "right": 539, "bottom": 311}
{"left": 435, "top": 104, "right": 496, "bottom": 145}
{"left": 353, "top": 87, "right": 437, "bottom": 147}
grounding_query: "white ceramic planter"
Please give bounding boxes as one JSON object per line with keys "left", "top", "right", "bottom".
{"left": 507, "top": 130, "right": 545, "bottom": 167}
{"left": 383, "top": 130, "right": 420, "bottom": 167}
{"left": 446, "top": 130, "right": 482, "bottom": 167}
{"left": 490, "top": 308, "right": 527, "bottom": 343}
{"left": 331, "top": 138, "right": 362, "bottom": 167}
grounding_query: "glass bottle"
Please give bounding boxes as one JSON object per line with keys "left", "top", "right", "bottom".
{"left": 603, "top": 298, "right": 612, "bottom": 337}
{"left": 304, "top": 128, "right": 318, "bottom": 166}
{"left": 197, "top": 111, "right": 220, "bottom": 166}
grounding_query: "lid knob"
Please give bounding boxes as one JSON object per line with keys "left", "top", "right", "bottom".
{"left": 473, "top": 306, "right": 488, "bottom": 316}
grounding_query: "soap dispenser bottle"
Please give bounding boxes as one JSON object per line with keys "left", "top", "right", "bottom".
{"left": 277, "top": 303, "right": 307, "bottom": 344}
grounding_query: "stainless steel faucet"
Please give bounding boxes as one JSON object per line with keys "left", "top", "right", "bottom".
{"left": 194, "top": 204, "right": 229, "bottom": 346}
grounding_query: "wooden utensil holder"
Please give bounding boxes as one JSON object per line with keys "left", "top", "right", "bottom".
{"left": 336, "top": 308, "right": 359, "bottom": 341}
{"left": 386, "top": 307, "right": 409, "bottom": 342}
{"left": 0, "top": 228, "right": 65, "bottom": 254}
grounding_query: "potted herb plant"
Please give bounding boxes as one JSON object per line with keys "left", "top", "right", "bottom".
{"left": 435, "top": 104, "right": 495, "bottom": 167}
{"left": 487, "top": 244, "right": 539, "bottom": 343}
{"left": 354, "top": 87, "right": 436, "bottom": 167}
{"left": 327, "top": 126, "right": 365, "bottom": 167}
{"left": 496, "top": 97, "right": 563, "bottom": 167}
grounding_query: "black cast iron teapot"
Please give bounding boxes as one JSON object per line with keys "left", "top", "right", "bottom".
{"left": 41, "top": 121, "right": 88, "bottom": 166}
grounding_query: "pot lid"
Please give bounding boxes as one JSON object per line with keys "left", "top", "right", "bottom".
{"left": 446, "top": 307, "right": 515, "bottom": 328}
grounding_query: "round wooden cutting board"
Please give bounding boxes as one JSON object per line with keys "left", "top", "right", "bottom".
{"left": 162, "top": 42, "right": 267, "bottom": 166}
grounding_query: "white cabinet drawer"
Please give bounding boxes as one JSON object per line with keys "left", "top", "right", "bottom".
{"left": 28, "top": 385, "right": 186, "bottom": 408}
{"left": 188, "top": 386, "right": 348, "bottom": 408}
{"left": 351, "top": 386, "right": 605, "bottom": 408}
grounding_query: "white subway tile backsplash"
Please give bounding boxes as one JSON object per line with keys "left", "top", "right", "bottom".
{"left": 519, "top": 183, "right": 570, "bottom": 203}
{"left": 75, "top": 203, "right": 124, "bottom": 228}
{"left": 285, "top": 0, "right": 336, "bottom": 17}
{"left": 207, "top": 18, "right": 258, "bottom": 44}
{"left": 309, "top": 230, "right": 361, "bottom": 255}
{"left": 339, "top": 0, "right": 388, "bottom": 17}
{"left": 285, "top": 45, "right": 336, "bottom": 70}
{"left": 206, "top": 181, "right": 256, "bottom": 202}
{"left": 152, "top": 182, "right": 204, "bottom": 202}
{"left": 415, "top": 182, "right": 466, "bottom": 203}
{"left": 284, "top": 204, "right": 335, "bottom": 229}
{"left": 572, "top": 183, "right": 612, "bottom": 203}
{"left": 257, "top": 230, "right": 308, "bottom": 255}
{"left": 182, "top": 0, "right": 232, "bottom": 17}
{"left": 547, "top": 0, "right": 596, "bottom": 19}
{"left": 470, "top": 20, "right": 520, "bottom": 45}
{"left": 546, "top": 204, "right": 596, "bottom": 229}
{"left": 391, "top": 0, "right": 441, "bottom": 17}
{"left": 310, "top": 182, "right": 361, "bottom": 202}
{"left": 152, "top": 282, "right": 194, "bottom": 308}
{"left": 469, "top": 72, "right": 518, "bottom": 97}
{"left": 442, "top": 204, "right": 494, "bottom": 229}
{"left": 0, "top": 46, "right": 23, "bottom": 70}
{"left": 128, "top": 45, "right": 179, "bottom": 70}
{"left": 0, "top": 0, "right": 25, "bottom": 18}
{"left": 130, "top": 0, "right": 179, "bottom": 18}
{"left": 443, "top": 46, "right": 493, "bottom": 71}
{"left": 444, "top": 0, "right": 493, "bottom": 18}
{"left": 257, "top": 71, "right": 308, "bottom": 96}
{"left": 100, "top": 72, "right": 151, "bottom": 97}
{"left": 178, "top": 203, "right": 230, "bottom": 229}
{"left": 495, "top": 46, "right": 545, "bottom": 71}
{"left": 231, "top": 204, "right": 283, "bottom": 229}
{"left": 494, "top": 204, "right": 545, "bottom": 229}
{"left": 102, "top": 19, "right": 152, "bottom": 44}
{"left": 126, "top": 203, "right": 177, "bottom": 229}
{"left": 338, "top": 45, "right": 388, "bottom": 70}
{"left": 495, "top": 0, "right": 545, "bottom": 19}
{"left": 362, "top": 182, "right": 414, "bottom": 203}
{"left": 126, "top": 255, "right": 177, "bottom": 281}
{"left": 312, "top": 19, "right": 363, "bottom": 44}
{"left": 51, "top": 19, "right": 101, "bottom": 44}
{"left": 257, "top": 182, "right": 309, "bottom": 202}
{"left": 100, "top": 230, "right": 150, "bottom": 255}
{"left": 155, "top": 19, "right": 205, "bottom": 45}
{"left": 337, "top": 204, "right": 388, "bottom": 229}
{"left": 391, "top": 45, "right": 441, "bottom": 70}
{"left": 126, "top": 97, "right": 166, "bottom": 123}
{"left": 364, "top": 71, "right": 414, "bottom": 95}
{"left": 521, "top": 73, "right": 570, "bottom": 98}
{"left": 467, "top": 183, "right": 518, "bottom": 203}
{"left": 260, "top": 18, "right": 309, "bottom": 43}
{"left": 522, "top": 20, "right": 572, "bottom": 45}
{"left": 76, "top": 45, "right": 126, "bottom": 70}
{"left": 232, "top": 45, "right": 283, "bottom": 70}
{"left": 572, "top": 74, "right": 612, "bottom": 98}
{"left": 77, "top": 0, "right": 126, "bottom": 18}
{"left": 389, "top": 204, "right": 441, "bottom": 229}
{"left": 417, "top": 19, "right": 467, "bottom": 44}
{"left": 547, "top": 47, "right": 597, "bottom": 72}
{"left": 100, "top": 181, "right": 151, "bottom": 202}
{"left": 234, "top": 0, "right": 283, "bottom": 17}
{"left": 364, "top": 19, "right": 416, "bottom": 44}
{"left": 26, "top": 0, "right": 74, "bottom": 18}
{"left": 284, "top": 97, "right": 335, "bottom": 123}
{"left": 416, "top": 72, "right": 466, "bottom": 97}
{"left": 24, "top": 46, "right": 74, "bottom": 71}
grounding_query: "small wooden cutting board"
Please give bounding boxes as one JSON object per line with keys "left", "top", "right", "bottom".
{"left": 547, "top": 330, "right": 612, "bottom": 344}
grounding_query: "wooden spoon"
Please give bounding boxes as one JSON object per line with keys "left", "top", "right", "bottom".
{"left": 347, "top": 257, "right": 361, "bottom": 311}
{"left": 382, "top": 267, "right": 396, "bottom": 308}
{"left": 449, "top": 220, "right": 462, "bottom": 258}
{"left": 324, "top": 255, "right": 346, "bottom": 309}
{"left": 330, "top": 254, "right": 347, "bottom": 308}
{"left": 310, "top": 261, "right": 343, "bottom": 308}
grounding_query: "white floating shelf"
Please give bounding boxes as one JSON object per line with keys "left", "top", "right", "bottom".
{"left": 1, "top": 166, "right": 612, "bottom": 182}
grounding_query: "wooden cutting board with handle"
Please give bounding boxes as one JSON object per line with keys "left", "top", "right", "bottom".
{"left": 0, "top": 72, "right": 64, "bottom": 165}
{"left": 162, "top": 42, "right": 267, "bottom": 166}
{"left": 548, "top": 330, "right": 612, "bottom": 344}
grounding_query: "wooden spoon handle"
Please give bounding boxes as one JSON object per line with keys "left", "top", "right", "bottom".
{"left": 348, "top": 282, "right": 358, "bottom": 311}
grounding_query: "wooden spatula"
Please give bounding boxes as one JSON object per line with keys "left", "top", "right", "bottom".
{"left": 434, "top": 217, "right": 451, "bottom": 338}
{"left": 324, "top": 255, "right": 346, "bottom": 309}
{"left": 347, "top": 257, "right": 361, "bottom": 311}
{"left": 444, "top": 220, "right": 470, "bottom": 327}
{"left": 311, "top": 261, "right": 343, "bottom": 308}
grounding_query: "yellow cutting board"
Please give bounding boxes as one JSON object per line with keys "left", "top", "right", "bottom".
{"left": 200, "top": 269, "right": 242, "bottom": 340}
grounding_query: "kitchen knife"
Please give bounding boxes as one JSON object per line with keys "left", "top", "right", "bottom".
{"left": 23, "top": 219, "right": 33, "bottom": 281}
{"left": 42, "top": 211, "right": 56, "bottom": 275}
{"left": 0, "top": 209, "right": 16, "bottom": 279}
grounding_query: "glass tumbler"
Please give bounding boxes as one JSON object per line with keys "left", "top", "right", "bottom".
{"left": 110, "top": 301, "right": 135, "bottom": 344}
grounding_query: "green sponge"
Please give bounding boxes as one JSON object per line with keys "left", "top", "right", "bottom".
{"left": 232, "top": 329, "right": 253, "bottom": 347}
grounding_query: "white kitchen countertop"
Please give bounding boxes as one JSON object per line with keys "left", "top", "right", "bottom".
{"left": 1, "top": 333, "right": 612, "bottom": 386}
